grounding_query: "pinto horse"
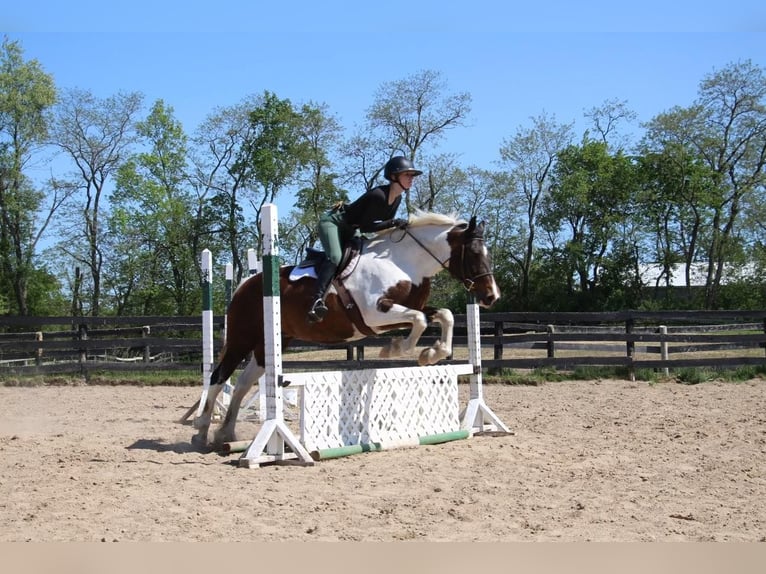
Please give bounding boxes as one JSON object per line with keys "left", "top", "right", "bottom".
{"left": 193, "top": 211, "right": 500, "bottom": 448}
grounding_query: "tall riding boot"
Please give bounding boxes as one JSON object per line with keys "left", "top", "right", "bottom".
{"left": 307, "top": 259, "right": 337, "bottom": 323}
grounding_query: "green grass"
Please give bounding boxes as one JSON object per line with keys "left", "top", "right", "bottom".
{"left": 0, "top": 368, "right": 201, "bottom": 387}
{"left": 4, "top": 363, "right": 766, "bottom": 387}
{"left": 480, "top": 364, "right": 766, "bottom": 386}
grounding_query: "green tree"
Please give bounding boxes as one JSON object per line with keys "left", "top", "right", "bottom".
{"left": 0, "top": 37, "right": 58, "bottom": 315}
{"left": 539, "top": 139, "right": 636, "bottom": 309}
{"left": 282, "top": 102, "right": 345, "bottom": 265}
{"left": 49, "top": 88, "right": 143, "bottom": 316}
{"left": 635, "top": 146, "right": 715, "bottom": 306}
{"left": 192, "top": 91, "right": 310, "bottom": 279}
{"left": 108, "top": 99, "right": 199, "bottom": 315}
{"left": 365, "top": 70, "right": 472, "bottom": 212}
{"left": 496, "top": 113, "right": 574, "bottom": 308}
{"left": 642, "top": 60, "right": 766, "bottom": 308}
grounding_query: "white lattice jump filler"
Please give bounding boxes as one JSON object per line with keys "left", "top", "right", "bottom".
{"left": 238, "top": 203, "right": 509, "bottom": 468}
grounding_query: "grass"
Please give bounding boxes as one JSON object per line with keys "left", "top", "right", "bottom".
{"left": 3, "top": 353, "right": 766, "bottom": 387}
{"left": 0, "top": 368, "right": 201, "bottom": 387}
{"left": 481, "top": 363, "right": 766, "bottom": 386}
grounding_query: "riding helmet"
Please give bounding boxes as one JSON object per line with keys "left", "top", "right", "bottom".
{"left": 383, "top": 156, "right": 423, "bottom": 180}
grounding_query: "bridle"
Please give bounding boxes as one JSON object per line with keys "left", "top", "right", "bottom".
{"left": 401, "top": 224, "right": 495, "bottom": 292}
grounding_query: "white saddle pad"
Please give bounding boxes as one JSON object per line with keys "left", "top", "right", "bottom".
{"left": 289, "top": 267, "right": 317, "bottom": 282}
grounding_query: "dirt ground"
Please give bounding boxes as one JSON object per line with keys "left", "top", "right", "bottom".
{"left": 1, "top": 378, "right": 765, "bottom": 542}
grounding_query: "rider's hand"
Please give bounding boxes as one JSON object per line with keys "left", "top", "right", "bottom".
{"left": 391, "top": 218, "right": 408, "bottom": 229}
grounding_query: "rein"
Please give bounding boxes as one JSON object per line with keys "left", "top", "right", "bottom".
{"left": 402, "top": 226, "right": 494, "bottom": 292}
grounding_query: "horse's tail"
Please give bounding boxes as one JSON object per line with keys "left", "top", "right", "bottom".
{"left": 209, "top": 341, "right": 250, "bottom": 386}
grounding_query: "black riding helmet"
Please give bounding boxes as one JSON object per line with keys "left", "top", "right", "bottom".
{"left": 383, "top": 156, "right": 423, "bottom": 181}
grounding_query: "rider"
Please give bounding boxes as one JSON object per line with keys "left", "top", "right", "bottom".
{"left": 306, "top": 156, "right": 423, "bottom": 324}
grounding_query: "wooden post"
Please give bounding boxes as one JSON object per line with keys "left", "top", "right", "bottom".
{"left": 546, "top": 325, "right": 555, "bottom": 358}
{"left": 142, "top": 326, "right": 150, "bottom": 363}
{"left": 626, "top": 318, "right": 635, "bottom": 381}
{"left": 35, "top": 331, "right": 43, "bottom": 366}
{"left": 78, "top": 323, "right": 88, "bottom": 367}
{"left": 493, "top": 320, "right": 503, "bottom": 360}
{"left": 659, "top": 325, "right": 669, "bottom": 376}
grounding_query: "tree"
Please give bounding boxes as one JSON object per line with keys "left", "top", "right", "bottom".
{"left": 365, "top": 69, "right": 472, "bottom": 212}
{"left": 191, "top": 91, "right": 310, "bottom": 280}
{"left": 642, "top": 59, "right": 766, "bottom": 308}
{"left": 496, "top": 113, "right": 574, "bottom": 307}
{"left": 282, "top": 102, "right": 345, "bottom": 265}
{"left": 107, "top": 99, "right": 199, "bottom": 315}
{"left": 635, "top": 145, "right": 714, "bottom": 305}
{"left": 583, "top": 98, "right": 637, "bottom": 151}
{"left": 0, "top": 37, "right": 59, "bottom": 315}
{"left": 49, "top": 88, "right": 143, "bottom": 316}
{"left": 539, "top": 139, "right": 636, "bottom": 309}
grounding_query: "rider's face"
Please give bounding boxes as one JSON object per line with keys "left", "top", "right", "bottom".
{"left": 397, "top": 172, "right": 418, "bottom": 190}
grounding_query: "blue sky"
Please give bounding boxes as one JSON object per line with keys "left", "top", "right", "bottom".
{"left": 4, "top": 1, "right": 766, "bottom": 218}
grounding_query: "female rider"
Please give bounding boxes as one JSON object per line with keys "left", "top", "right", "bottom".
{"left": 306, "top": 156, "right": 422, "bottom": 323}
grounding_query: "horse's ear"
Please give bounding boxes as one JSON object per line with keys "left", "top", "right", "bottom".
{"left": 476, "top": 220, "right": 486, "bottom": 236}
{"left": 467, "top": 216, "right": 477, "bottom": 234}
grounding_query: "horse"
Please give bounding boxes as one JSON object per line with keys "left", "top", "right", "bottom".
{"left": 192, "top": 211, "right": 501, "bottom": 449}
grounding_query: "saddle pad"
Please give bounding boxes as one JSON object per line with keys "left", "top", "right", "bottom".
{"left": 289, "top": 267, "right": 317, "bottom": 282}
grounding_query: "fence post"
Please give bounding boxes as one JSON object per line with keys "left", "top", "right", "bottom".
{"left": 626, "top": 318, "right": 635, "bottom": 381}
{"left": 546, "top": 325, "right": 555, "bottom": 358}
{"left": 142, "top": 326, "right": 151, "bottom": 363}
{"left": 35, "top": 331, "right": 43, "bottom": 366}
{"left": 659, "top": 325, "right": 669, "bottom": 376}
{"left": 493, "top": 320, "right": 503, "bottom": 360}
{"left": 78, "top": 323, "right": 88, "bottom": 367}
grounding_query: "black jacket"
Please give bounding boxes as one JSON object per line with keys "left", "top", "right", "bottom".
{"left": 341, "top": 185, "right": 402, "bottom": 232}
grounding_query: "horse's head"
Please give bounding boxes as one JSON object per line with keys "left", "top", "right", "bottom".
{"left": 447, "top": 216, "right": 501, "bottom": 308}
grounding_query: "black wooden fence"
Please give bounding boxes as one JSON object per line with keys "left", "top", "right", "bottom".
{"left": 1, "top": 310, "right": 765, "bottom": 377}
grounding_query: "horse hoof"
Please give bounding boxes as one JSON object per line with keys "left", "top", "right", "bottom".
{"left": 191, "top": 434, "right": 209, "bottom": 451}
{"left": 214, "top": 430, "right": 236, "bottom": 446}
{"left": 419, "top": 348, "right": 438, "bottom": 366}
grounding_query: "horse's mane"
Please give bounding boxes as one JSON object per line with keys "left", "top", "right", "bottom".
{"left": 407, "top": 209, "right": 465, "bottom": 228}
{"left": 374, "top": 210, "right": 465, "bottom": 238}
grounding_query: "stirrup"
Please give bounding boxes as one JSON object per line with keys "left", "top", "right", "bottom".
{"left": 307, "top": 299, "right": 328, "bottom": 324}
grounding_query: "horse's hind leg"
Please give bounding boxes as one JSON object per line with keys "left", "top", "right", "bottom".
{"left": 418, "top": 308, "right": 454, "bottom": 366}
{"left": 213, "top": 359, "right": 264, "bottom": 446}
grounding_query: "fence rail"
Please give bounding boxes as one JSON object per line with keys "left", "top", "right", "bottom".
{"left": 1, "top": 310, "right": 765, "bottom": 377}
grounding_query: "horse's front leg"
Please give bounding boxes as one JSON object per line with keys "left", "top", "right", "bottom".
{"left": 418, "top": 307, "right": 454, "bottom": 366}
{"left": 378, "top": 308, "right": 428, "bottom": 360}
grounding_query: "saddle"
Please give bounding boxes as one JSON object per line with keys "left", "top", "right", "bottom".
{"left": 291, "top": 237, "right": 376, "bottom": 336}
{"left": 292, "top": 236, "right": 363, "bottom": 280}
